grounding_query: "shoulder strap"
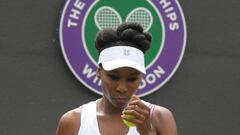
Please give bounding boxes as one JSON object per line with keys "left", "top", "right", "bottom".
{"left": 127, "top": 127, "right": 139, "bottom": 135}
{"left": 78, "top": 101, "right": 101, "bottom": 135}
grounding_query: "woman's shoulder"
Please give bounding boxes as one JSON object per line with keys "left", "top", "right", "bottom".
{"left": 56, "top": 107, "right": 81, "bottom": 135}
{"left": 154, "top": 105, "right": 174, "bottom": 117}
{"left": 151, "top": 105, "right": 177, "bottom": 135}
{"left": 60, "top": 107, "right": 81, "bottom": 124}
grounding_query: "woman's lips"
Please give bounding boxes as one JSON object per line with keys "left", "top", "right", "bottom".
{"left": 113, "top": 97, "right": 129, "bottom": 104}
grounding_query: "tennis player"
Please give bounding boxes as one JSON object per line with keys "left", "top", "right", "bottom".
{"left": 56, "top": 22, "right": 177, "bottom": 135}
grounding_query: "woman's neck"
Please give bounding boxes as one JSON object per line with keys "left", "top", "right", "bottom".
{"left": 97, "top": 97, "right": 123, "bottom": 116}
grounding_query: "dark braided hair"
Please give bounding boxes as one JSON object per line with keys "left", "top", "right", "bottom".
{"left": 94, "top": 22, "right": 152, "bottom": 54}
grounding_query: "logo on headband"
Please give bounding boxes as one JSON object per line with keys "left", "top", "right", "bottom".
{"left": 123, "top": 49, "right": 130, "bottom": 56}
{"left": 60, "top": 0, "right": 187, "bottom": 97}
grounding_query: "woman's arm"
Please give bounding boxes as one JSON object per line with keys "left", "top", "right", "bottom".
{"left": 122, "top": 95, "right": 177, "bottom": 135}
{"left": 152, "top": 106, "right": 177, "bottom": 135}
{"left": 122, "top": 96, "right": 157, "bottom": 135}
{"left": 56, "top": 108, "right": 81, "bottom": 135}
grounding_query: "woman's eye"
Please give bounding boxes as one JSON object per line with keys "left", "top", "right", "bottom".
{"left": 127, "top": 77, "right": 138, "bottom": 82}
{"left": 107, "top": 74, "right": 120, "bottom": 81}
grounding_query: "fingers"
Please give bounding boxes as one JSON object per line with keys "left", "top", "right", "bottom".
{"left": 126, "top": 95, "right": 150, "bottom": 114}
{"left": 124, "top": 104, "right": 149, "bottom": 117}
{"left": 122, "top": 109, "right": 148, "bottom": 124}
{"left": 121, "top": 113, "right": 145, "bottom": 125}
{"left": 122, "top": 95, "right": 156, "bottom": 134}
{"left": 122, "top": 95, "right": 150, "bottom": 125}
{"left": 131, "top": 95, "right": 140, "bottom": 100}
{"left": 128, "top": 99, "right": 150, "bottom": 112}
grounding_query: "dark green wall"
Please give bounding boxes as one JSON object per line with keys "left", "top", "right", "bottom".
{"left": 0, "top": 0, "right": 240, "bottom": 135}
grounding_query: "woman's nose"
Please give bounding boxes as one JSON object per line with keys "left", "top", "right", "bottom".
{"left": 116, "top": 80, "right": 128, "bottom": 93}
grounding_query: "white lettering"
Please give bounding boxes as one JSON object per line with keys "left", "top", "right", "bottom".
{"left": 159, "top": 0, "right": 179, "bottom": 31}
{"left": 167, "top": 12, "right": 177, "bottom": 21}
{"left": 153, "top": 66, "right": 165, "bottom": 78}
{"left": 67, "top": 0, "right": 85, "bottom": 28}
{"left": 139, "top": 66, "right": 166, "bottom": 89}
{"left": 159, "top": 0, "right": 171, "bottom": 9}
{"left": 82, "top": 64, "right": 101, "bottom": 86}
{"left": 93, "top": 75, "right": 99, "bottom": 83}
{"left": 146, "top": 74, "right": 156, "bottom": 84}
{"left": 139, "top": 79, "right": 146, "bottom": 89}
{"left": 67, "top": 19, "right": 78, "bottom": 28}
{"left": 82, "top": 64, "right": 96, "bottom": 78}
{"left": 93, "top": 75, "right": 101, "bottom": 86}
{"left": 74, "top": 0, "right": 85, "bottom": 10}
{"left": 169, "top": 22, "right": 179, "bottom": 31}
{"left": 98, "top": 80, "right": 101, "bottom": 86}
{"left": 70, "top": 8, "right": 81, "bottom": 20}
{"left": 165, "top": 6, "right": 174, "bottom": 13}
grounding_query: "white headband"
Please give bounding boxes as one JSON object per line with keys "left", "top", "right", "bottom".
{"left": 98, "top": 46, "right": 146, "bottom": 74}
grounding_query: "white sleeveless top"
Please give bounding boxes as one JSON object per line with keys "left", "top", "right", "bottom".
{"left": 77, "top": 100, "right": 155, "bottom": 135}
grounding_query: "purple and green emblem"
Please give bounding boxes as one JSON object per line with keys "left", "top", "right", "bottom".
{"left": 60, "top": 0, "right": 187, "bottom": 97}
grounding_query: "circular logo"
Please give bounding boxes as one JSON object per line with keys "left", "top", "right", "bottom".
{"left": 60, "top": 0, "right": 187, "bottom": 97}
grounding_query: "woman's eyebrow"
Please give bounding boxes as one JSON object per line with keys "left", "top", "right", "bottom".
{"left": 130, "top": 72, "right": 140, "bottom": 75}
{"left": 108, "top": 70, "right": 119, "bottom": 74}
{"left": 108, "top": 70, "right": 140, "bottom": 75}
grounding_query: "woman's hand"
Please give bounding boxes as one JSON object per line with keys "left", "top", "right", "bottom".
{"left": 121, "top": 95, "right": 156, "bottom": 135}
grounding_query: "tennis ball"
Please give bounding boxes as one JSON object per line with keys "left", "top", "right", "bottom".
{"left": 123, "top": 115, "right": 136, "bottom": 127}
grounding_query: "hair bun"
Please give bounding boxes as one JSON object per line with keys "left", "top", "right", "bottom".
{"left": 94, "top": 28, "right": 118, "bottom": 51}
{"left": 95, "top": 22, "right": 152, "bottom": 53}
{"left": 117, "top": 22, "right": 143, "bottom": 36}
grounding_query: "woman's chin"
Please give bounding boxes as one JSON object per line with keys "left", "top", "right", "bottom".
{"left": 112, "top": 101, "right": 128, "bottom": 109}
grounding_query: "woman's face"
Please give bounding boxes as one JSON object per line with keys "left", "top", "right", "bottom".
{"left": 98, "top": 67, "right": 142, "bottom": 109}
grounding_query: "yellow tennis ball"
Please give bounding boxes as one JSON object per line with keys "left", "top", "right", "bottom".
{"left": 123, "top": 115, "right": 136, "bottom": 127}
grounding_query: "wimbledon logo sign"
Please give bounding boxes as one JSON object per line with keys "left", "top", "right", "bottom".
{"left": 59, "top": 0, "right": 187, "bottom": 97}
